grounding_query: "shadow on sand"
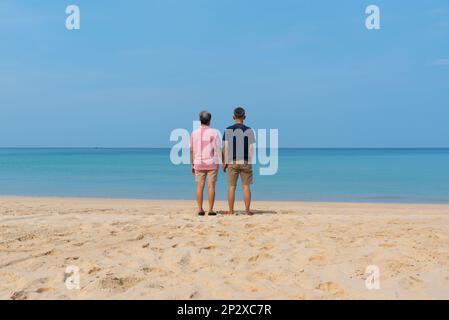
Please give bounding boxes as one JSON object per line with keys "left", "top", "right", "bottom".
{"left": 214, "top": 210, "right": 278, "bottom": 215}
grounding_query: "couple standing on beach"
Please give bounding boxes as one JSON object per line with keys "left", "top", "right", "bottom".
{"left": 190, "top": 107, "right": 255, "bottom": 216}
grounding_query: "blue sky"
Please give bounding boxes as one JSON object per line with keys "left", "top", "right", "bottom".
{"left": 0, "top": 0, "right": 448, "bottom": 147}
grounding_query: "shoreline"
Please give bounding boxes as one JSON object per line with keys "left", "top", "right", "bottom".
{"left": 2, "top": 195, "right": 449, "bottom": 208}
{"left": 1, "top": 196, "right": 448, "bottom": 299}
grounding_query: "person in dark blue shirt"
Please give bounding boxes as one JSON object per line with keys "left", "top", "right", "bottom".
{"left": 222, "top": 107, "right": 256, "bottom": 215}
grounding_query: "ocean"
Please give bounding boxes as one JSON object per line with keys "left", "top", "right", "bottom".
{"left": 0, "top": 148, "right": 448, "bottom": 203}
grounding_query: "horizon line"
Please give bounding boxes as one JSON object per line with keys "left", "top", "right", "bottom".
{"left": 1, "top": 147, "right": 449, "bottom": 150}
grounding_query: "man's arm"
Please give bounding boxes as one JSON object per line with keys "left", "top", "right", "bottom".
{"left": 214, "top": 132, "right": 223, "bottom": 166}
{"left": 190, "top": 146, "right": 195, "bottom": 175}
{"left": 248, "top": 128, "right": 256, "bottom": 164}
{"left": 222, "top": 141, "right": 228, "bottom": 172}
{"left": 248, "top": 143, "right": 255, "bottom": 164}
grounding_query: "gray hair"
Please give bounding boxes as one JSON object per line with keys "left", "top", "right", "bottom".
{"left": 199, "top": 111, "right": 211, "bottom": 125}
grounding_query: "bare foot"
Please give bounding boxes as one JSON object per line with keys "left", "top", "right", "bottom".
{"left": 246, "top": 211, "right": 254, "bottom": 216}
{"left": 224, "top": 211, "right": 234, "bottom": 215}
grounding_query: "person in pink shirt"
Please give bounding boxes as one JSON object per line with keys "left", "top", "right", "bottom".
{"left": 190, "top": 111, "right": 221, "bottom": 216}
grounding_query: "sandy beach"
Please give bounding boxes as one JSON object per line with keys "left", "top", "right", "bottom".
{"left": 0, "top": 196, "right": 448, "bottom": 300}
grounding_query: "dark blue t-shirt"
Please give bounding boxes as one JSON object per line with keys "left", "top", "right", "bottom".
{"left": 222, "top": 124, "right": 256, "bottom": 162}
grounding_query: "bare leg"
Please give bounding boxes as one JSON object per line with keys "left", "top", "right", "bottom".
{"left": 207, "top": 181, "right": 216, "bottom": 212}
{"left": 242, "top": 184, "right": 252, "bottom": 214}
{"left": 227, "top": 185, "right": 236, "bottom": 214}
{"left": 196, "top": 180, "right": 205, "bottom": 212}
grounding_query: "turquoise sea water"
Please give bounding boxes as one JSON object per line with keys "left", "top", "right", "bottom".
{"left": 0, "top": 148, "right": 448, "bottom": 203}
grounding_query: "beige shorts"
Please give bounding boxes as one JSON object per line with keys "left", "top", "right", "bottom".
{"left": 195, "top": 169, "right": 218, "bottom": 183}
{"left": 227, "top": 164, "right": 253, "bottom": 186}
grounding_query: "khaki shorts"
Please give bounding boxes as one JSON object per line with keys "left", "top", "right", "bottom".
{"left": 195, "top": 169, "right": 218, "bottom": 183}
{"left": 227, "top": 164, "right": 253, "bottom": 186}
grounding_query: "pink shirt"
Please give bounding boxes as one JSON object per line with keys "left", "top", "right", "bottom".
{"left": 190, "top": 125, "right": 221, "bottom": 171}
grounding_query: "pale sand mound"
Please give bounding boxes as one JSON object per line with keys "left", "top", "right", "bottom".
{"left": 0, "top": 197, "right": 448, "bottom": 300}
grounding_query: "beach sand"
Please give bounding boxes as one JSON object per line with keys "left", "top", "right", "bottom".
{"left": 0, "top": 196, "right": 448, "bottom": 300}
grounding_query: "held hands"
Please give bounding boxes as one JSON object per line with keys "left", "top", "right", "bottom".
{"left": 193, "top": 164, "right": 227, "bottom": 173}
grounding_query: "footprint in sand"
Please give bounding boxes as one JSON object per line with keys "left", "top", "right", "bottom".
{"left": 43, "top": 249, "right": 56, "bottom": 256}
{"left": 11, "top": 291, "right": 28, "bottom": 300}
{"left": 308, "top": 255, "right": 327, "bottom": 266}
{"left": 142, "top": 266, "right": 164, "bottom": 274}
{"left": 316, "top": 281, "right": 345, "bottom": 297}
{"left": 88, "top": 266, "right": 102, "bottom": 275}
{"left": 72, "top": 241, "right": 87, "bottom": 247}
{"left": 150, "top": 247, "right": 164, "bottom": 253}
{"left": 65, "top": 256, "right": 79, "bottom": 262}
{"left": 179, "top": 253, "right": 191, "bottom": 266}
{"left": 399, "top": 275, "right": 423, "bottom": 290}
{"left": 134, "top": 234, "right": 145, "bottom": 241}
{"left": 261, "top": 244, "right": 274, "bottom": 251}
{"left": 229, "top": 257, "right": 241, "bottom": 263}
{"left": 17, "top": 234, "right": 36, "bottom": 242}
{"left": 248, "top": 253, "right": 273, "bottom": 262}
{"left": 36, "top": 287, "right": 52, "bottom": 294}
{"left": 200, "top": 245, "right": 216, "bottom": 251}
{"left": 99, "top": 276, "right": 143, "bottom": 293}
{"left": 147, "top": 282, "right": 165, "bottom": 289}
